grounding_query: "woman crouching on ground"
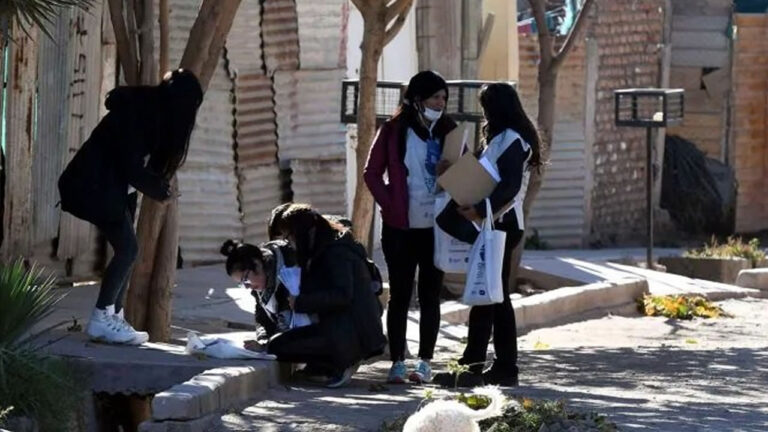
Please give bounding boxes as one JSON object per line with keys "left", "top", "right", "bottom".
{"left": 266, "top": 203, "right": 386, "bottom": 388}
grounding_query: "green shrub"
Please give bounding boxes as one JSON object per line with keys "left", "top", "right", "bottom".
{"left": 0, "top": 260, "right": 62, "bottom": 349}
{"left": 0, "top": 260, "right": 83, "bottom": 432}
{"left": 684, "top": 236, "right": 766, "bottom": 267}
{"left": 637, "top": 294, "right": 729, "bottom": 320}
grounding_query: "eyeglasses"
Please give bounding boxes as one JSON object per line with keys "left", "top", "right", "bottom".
{"left": 240, "top": 270, "right": 252, "bottom": 288}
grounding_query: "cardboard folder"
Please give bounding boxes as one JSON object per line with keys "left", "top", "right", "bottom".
{"left": 437, "top": 152, "right": 498, "bottom": 206}
{"left": 442, "top": 125, "right": 470, "bottom": 163}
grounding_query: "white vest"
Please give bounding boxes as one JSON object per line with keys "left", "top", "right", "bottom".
{"left": 478, "top": 129, "right": 531, "bottom": 230}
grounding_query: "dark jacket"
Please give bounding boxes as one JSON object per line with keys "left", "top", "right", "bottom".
{"left": 364, "top": 115, "right": 457, "bottom": 229}
{"left": 293, "top": 232, "right": 386, "bottom": 367}
{"left": 436, "top": 136, "right": 530, "bottom": 244}
{"left": 58, "top": 87, "right": 170, "bottom": 226}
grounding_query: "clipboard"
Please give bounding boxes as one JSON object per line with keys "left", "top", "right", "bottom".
{"left": 437, "top": 152, "right": 498, "bottom": 206}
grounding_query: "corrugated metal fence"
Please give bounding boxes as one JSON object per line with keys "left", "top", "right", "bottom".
{"left": 1, "top": 0, "right": 350, "bottom": 275}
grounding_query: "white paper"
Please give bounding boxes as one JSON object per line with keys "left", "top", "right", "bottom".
{"left": 278, "top": 266, "right": 311, "bottom": 329}
{"left": 185, "top": 332, "right": 276, "bottom": 360}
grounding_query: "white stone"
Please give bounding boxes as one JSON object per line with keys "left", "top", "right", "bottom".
{"left": 736, "top": 268, "right": 768, "bottom": 291}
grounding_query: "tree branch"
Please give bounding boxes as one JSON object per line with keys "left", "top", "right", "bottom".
{"left": 528, "top": 0, "right": 554, "bottom": 62}
{"left": 350, "top": 0, "right": 366, "bottom": 13}
{"left": 384, "top": 10, "right": 408, "bottom": 46}
{"left": 386, "top": 0, "right": 412, "bottom": 23}
{"left": 159, "top": 0, "right": 169, "bottom": 77}
{"left": 108, "top": 0, "right": 138, "bottom": 85}
{"left": 553, "top": 0, "right": 595, "bottom": 67}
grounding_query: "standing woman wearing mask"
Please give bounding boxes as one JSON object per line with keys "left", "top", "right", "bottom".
{"left": 58, "top": 69, "right": 203, "bottom": 345}
{"left": 364, "top": 70, "right": 457, "bottom": 384}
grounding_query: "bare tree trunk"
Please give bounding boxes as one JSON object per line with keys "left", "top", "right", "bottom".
{"left": 350, "top": 0, "right": 413, "bottom": 249}
{"left": 108, "top": 0, "right": 139, "bottom": 85}
{"left": 350, "top": 17, "right": 385, "bottom": 249}
{"left": 125, "top": 0, "right": 242, "bottom": 341}
{"left": 508, "top": 0, "right": 594, "bottom": 285}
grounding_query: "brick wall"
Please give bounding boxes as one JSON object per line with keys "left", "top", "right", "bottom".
{"left": 731, "top": 14, "right": 768, "bottom": 233}
{"left": 517, "top": 34, "right": 586, "bottom": 122}
{"left": 588, "top": 0, "right": 665, "bottom": 245}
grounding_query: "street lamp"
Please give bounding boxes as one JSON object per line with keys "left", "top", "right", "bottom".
{"left": 614, "top": 88, "right": 684, "bottom": 269}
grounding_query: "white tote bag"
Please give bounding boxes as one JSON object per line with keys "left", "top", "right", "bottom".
{"left": 462, "top": 199, "right": 506, "bottom": 306}
{"left": 433, "top": 192, "right": 472, "bottom": 273}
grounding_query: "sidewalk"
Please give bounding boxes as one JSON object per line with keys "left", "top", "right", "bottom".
{"left": 214, "top": 298, "right": 768, "bottom": 431}
{"left": 35, "top": 248, "right": 767, "bottom": 431}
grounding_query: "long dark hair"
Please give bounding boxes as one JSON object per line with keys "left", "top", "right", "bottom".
{"left": 275, "top": 203, "right": 347, "bottom": 267}
{"left": 220, "top": 239, "right": 264, "bottom": 276}
{"left": 478, "top": 83, "right": 542, "bottom": 168}
{"left": 391, "top": 70, "right": 453, "bottom": 142}
{"left": 150, "top": 69, "right": 203, "bottom": 179}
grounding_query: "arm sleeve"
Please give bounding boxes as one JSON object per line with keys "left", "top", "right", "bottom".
{"left": 475, "top": 139, "right": 530, "bottom": 218}
{"left": 110, "top": 114, "right": 170, "bottom": 201}
{"left": 363, "top": 124, "right": 394, "bottom": 210}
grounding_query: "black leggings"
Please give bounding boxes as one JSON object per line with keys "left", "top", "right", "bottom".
{"left": 382, "top": 224, "right": 443, "bottom": 361}
{"left": 267, "top": 325, "right": 337, "bottom": 371}
{"left": 460, "top": 228, "right": 523, "bottom": 375}
{"left": 95, "top": 209, "right": 138, "bottom": 312}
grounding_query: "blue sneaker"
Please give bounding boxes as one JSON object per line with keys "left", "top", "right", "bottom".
{"left": 387, "top": 361, "right": 408, "bottom": 384}
{"left": 409, "top": 359, "right": 432, "bottom": 384}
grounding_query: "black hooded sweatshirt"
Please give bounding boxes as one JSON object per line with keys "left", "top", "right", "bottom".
{"left": 58, "top": 87, "right": 170, "bottom": 226}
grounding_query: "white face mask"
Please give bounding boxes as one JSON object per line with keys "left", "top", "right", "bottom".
{"left": 422, "top": 106, "right": 443, "bottom": 122}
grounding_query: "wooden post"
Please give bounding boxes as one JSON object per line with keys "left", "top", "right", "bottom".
{"left": 1, "top": 23, "right": 37, "bottom": 260}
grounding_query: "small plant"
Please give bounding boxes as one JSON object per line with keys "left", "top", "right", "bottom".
{"left": 524, "top": 229, "right": 550, "bottom": 250}
{"left": 478, "top": 397, "right": 618, "bottom": 432}
{"left": 684, "top": 236, "right": 766, "bottom": 267}
{"left": 447, "top": 359, "right": 471, "bottom": 389}
{"left": 637, "top": 294, "right": 730, "bottom": 320}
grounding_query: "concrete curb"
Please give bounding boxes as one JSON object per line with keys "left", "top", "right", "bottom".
{"left": 140, "top": 364, "right": 279, "bottom": 431}
{"left": 441, "top": 278, "right": 649, "bottom": 335}
{"left": 735, "top": 268, "right": 768, "bottom": 291}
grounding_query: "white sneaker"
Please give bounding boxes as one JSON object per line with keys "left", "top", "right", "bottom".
{"left": 112, "top": 308, "right": 149, "bottom": 345}
{"left": 86, "top": 307, "right": 135, "bottom": 344}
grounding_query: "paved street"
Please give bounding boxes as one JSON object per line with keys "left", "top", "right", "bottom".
{"left": 214, "top": 298, "right": 768, "bottom": 431}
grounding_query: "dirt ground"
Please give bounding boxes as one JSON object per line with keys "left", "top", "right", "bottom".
{"left": 215, "top": 297, "right": 768, "bottom": 431}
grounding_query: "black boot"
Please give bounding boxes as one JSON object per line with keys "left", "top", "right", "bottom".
{"left": 482, "top": 366, "right": 518, "bottom": 387}
{"left": 433, "top": 370, "right": 484, "bottom": 388}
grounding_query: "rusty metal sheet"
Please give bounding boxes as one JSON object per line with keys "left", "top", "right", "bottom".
{"left": 227, "top": 0, "right": 264, "bottom": 72}
{"left": 234, "top": 71, "right": 278, "bottom": 169}
{"left": 262, "top": 0, "right": 300, "bottom": 74}
{"left": 290, "top": 159, "right": 347, "bottom": 216}
{"left": 239, "top": 164, "right": 283, "bottom": 244}
{"left": 2, "top": 24, "right": 38, "bottom": 258}
{"left": 295, "top": 0, "right": 348, "bottom": 69}
{"left": 34, "top": 12, "right": 71, "bottom": 247}
{"left": 57, "top": 5, "right": 103, "bottom": 260}
{"left": 273, "top": 69, "right": 347, "bottom": 161}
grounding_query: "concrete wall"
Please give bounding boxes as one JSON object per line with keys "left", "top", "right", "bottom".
{"left": 731, "top": 14, "right": 768, "bottom": 233}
